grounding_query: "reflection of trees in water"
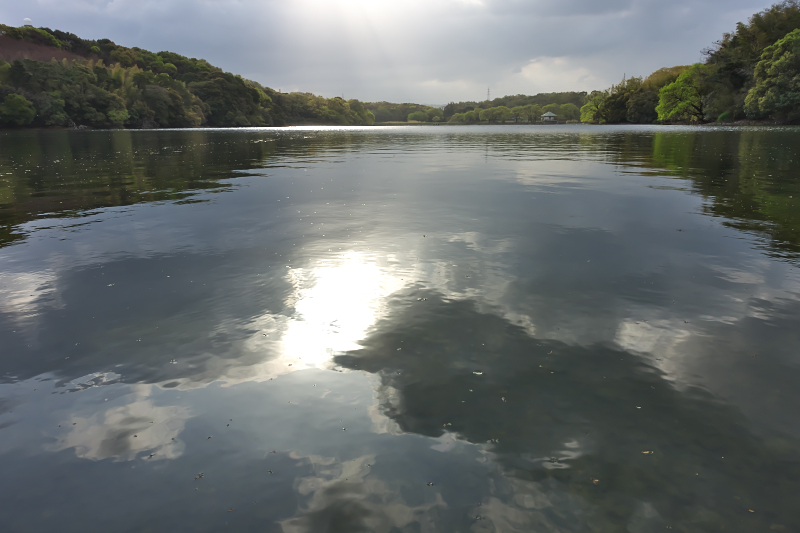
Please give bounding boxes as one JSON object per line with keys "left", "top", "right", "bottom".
{"left": 335, "top": 289, "right": 800, "bottom": 531}
{"left": 0, "top": 128, "right": 403, "bottom": 249}
{"left": 615, "top": 129, "right": 800, "bottom": 262}
{"left": 414, "top": 128, "right": 800, "bottom": 263}
{"left": 0, "top": 129, "right": 278, "bottom": 248}
{"left": 3, "top": 128, "right": 798, "bottom": 258}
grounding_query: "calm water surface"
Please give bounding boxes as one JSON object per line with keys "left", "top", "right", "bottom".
{"left": 1, "top": 125, "right": 799, "bottom": 532}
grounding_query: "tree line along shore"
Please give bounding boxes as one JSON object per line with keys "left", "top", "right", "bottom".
{"left": 1, "top": 0, "right": 798, "bottom": 129}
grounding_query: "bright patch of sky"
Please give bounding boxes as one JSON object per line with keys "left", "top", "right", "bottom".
{"left": 1, "top": 0, "right": 776, "bottom": 103}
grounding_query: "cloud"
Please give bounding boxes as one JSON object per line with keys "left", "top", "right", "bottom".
{"left": 1, "top": 0, "right": 776, "bottom": 101}
{"left": 51, "top": 384, "right": 189, "bottom": 461}
{"left": 280, "top": 451, "right": 448, "bottom": 533}
{"left": 0, "top": 270, "right": 58, "bottom": 319}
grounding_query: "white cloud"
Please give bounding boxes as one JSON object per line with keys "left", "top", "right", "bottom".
{"left": 280, "top": 451, "right": 448, "bottom": 533}
{"left": 517, "top": 56, "right": 610, "bottom": 94}
{"left": 51, "top": 384, "right": 189, "bottom": 461}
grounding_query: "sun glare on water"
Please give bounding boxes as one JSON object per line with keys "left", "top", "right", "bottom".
{"left": 279, "top": 253, "right": 404, "bottom": 367}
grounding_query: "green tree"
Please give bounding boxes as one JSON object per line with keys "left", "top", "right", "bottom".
{"left": 0, "top": 94, "right": 36, "bottom": 125}
{"left": 642, "top": 66, "right": 690, "bottom": 92}
{"left": 408, "top": 110, "right": 428, "bottom": 122}
{"left": 110, "top": 48, "right": 138, "bottom": 67}
{"left": 744, "top": 28, "right": 800, "bottom": 120}
{"left": 448, "top": 112, "right": 465, "bottom": 123}
{"left": 521, "top": 104, "right": 541, "bottom": 123}
{"left": 558, "top": 103, "right": 580, "bottom": 121}
{"left": 656, "top": 64, "right": 711, "bottom": 122}
{"left": 479, "top": 106, "right": 511, "bottom": 123}
{"left": 496, "top": 106, "right": 511, "bottom": 122}
{"left": 107, "top": 108, "right": 130, "bottom": 127}
{"left": 581, "top": 91, "right": 607, "bottom": 123}
{"left": 0, "top": 60, "right": 10, "bottom": 84}
{"left": 626, "top": 91, "right": 659, "bottom": 123}
{"left": 464, "top": 109, "right": 481, "bottom": 123}
{"left": 348, "top": 99, "right": 375, "bottom": 125}
{"left": 542, "top": 103, "right": 561, "bottom": 116}
{"left": 701, "top": 2, "right": 800, "bottom": 119}
{"left": 425, "top": 107, "right": 441, "bottom": 121}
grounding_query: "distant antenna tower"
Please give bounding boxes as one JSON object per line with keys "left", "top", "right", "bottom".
{"left": 487, "top": 87, "right": 490, "bottom": 101}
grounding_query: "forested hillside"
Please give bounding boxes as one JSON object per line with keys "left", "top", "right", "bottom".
{"left": 582, "top": 0, "right": 800, "bottom": 124}
{"left": 0, "top": 25, "right": 374, "bottom": 128}
{"left": 363, "top": 92, "right": 585, "bottom": 124}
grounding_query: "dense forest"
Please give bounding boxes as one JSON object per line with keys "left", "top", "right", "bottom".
{"left": 581, "top": 0, "right": 800, "bottom": 124}
{"left": 0, "top": 25, "right": 374, "bottom": 128}
{"left": 363, "top": 92, "right": 585, "bottom": 124}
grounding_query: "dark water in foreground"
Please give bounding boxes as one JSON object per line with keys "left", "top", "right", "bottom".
{"left": 1, "top": 125, "right": 799, "bottom": 532}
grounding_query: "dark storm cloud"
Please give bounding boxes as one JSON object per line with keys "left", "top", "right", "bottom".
{"left": 0, "top": 0, "right": 776, "bottom": 101}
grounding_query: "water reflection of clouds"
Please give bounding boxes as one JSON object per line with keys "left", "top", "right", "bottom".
{"left": 0, "top": 270, "right": 60, "bottom": 323}
{"left": 280, "top": 446, "right": 603, "bottom": 533}
{"left": 166, "top": 252, "right": 408, "bottom": 389}
{"left": 470, "top": 476, "right": 592, "bottom": 533}
{"left": 52, "top": 385, "right": 188, "bottom": 462}
{"left": 281, "top": 452, "right": 447, "bottom": 533}
{"left": 614, "top": 319, "right": 692, "bottom": 376}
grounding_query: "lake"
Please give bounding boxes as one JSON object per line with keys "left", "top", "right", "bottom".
{"left": 1, "top": 125, "right": 799, "bottom": 532}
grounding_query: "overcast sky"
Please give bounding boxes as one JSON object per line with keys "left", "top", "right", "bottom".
{"left": 2, "top": 0, "right": 777, "bottom": 103}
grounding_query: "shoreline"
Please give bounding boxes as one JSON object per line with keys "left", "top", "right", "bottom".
{"left": 3, "top": 120, "right": 798, "bottom": 132}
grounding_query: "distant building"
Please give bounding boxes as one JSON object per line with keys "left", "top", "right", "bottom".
{"left": 541, "top": 111, "right": 558, "bottom": 123}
